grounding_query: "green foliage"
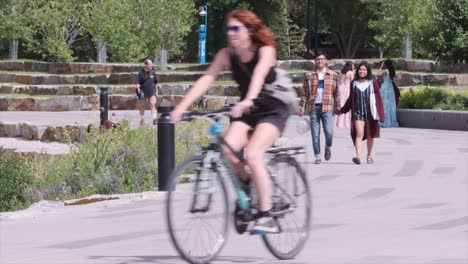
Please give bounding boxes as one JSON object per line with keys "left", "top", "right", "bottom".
{"left": 0, "top": 148, "right": 35, "bottom": 212}
{"left": 365, "top": 0, "right": 468, "bottom": 62}
{"left": 25, "top": 0, "right": 86, "bottom": 62}
{"left": 0, "top": 0, "right": 34, "bottom": 42}
{"left": 39, "top": 121, "right": 159, "bottom": 198}
{"left": 399, "top": 87, "right": 468, "bottom": 110}
{"left": 416, "top": 0, "right": 468, "bottom": 62}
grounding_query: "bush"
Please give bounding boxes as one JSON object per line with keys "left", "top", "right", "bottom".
{"left": 399, "top": 87, "right": 468, "bottom": 111}
{"left": 37, "top": 119, "right": 210, "bottom": 201}
{"left": 0, "top": 118, "right": 212, "bottom": 211}
{"left": 0, "top": 149, "right": 35, "bottom": 212}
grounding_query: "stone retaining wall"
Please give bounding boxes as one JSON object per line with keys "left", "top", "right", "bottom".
{"left": 397, "top": 109, "right": 468, "bottom": 131}
{"left": 1, "top": 59, "right": 466, "bottom": 74}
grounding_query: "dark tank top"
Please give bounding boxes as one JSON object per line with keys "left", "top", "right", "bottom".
{"left": 229, "top": 48, "right": 276, "bottom": 100}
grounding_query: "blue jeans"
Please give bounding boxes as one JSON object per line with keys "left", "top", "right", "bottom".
{"left": 309, "top": 105, "right": 333, "bottom": 157}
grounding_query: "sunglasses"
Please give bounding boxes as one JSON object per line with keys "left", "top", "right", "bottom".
{"left": 224, "top": 25, "right": 245, "bottom": 33}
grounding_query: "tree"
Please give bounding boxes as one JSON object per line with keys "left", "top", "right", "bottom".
{"left": 0, "top": 0, "right": 34, "bottom": 59}
{"left": 319, "top": 0, "right": 373, "bottom": 58}
{"left": 417, "top": 0, "right": 468, "bottom": 62}
{"left": 366, "top": 0, "right": 467, "bottom": 62}
{"left": 27, "top": 0, "right": 87, "bottom": 62}
{"left": 363, "top": 0, "right": 425, "bottom": 57}
{"left": 138, "top": 0, "right": 195, "bottom": 60}
{"left": 84, "top": 0, "right": 136, "bottom": 62}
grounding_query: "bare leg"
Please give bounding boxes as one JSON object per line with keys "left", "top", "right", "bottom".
{"left": 366, "top": 121, "right": 374, "bottom": 160}
{"left": 138, "top": 100, "right": 145, "bottom": 117}
{"left": 244, "top": 122, "right": 281, "bottom": 212}
{"left": 150, "top": 96, "right": 157, "bottom": 115}
{"left": 221, "top": 121, "right": 251, "bottom": 180}
{"left": 354, "top": 120, "right": 365, "bottom": 160}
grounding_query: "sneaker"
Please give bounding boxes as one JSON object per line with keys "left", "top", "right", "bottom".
{"left": 152, "top": 118, "right": 158, "bottom": 125}
{"left": 139, "top": 119, "right": 145, "bottom": 125}
{"left": 250, "top": 216, "right": 279, "bottom": 235}
{"left": 324, "top": 146, "right": 331, "bottom": 161}
{"left": 314, "top": 158, "right": 322, "bottom": 164}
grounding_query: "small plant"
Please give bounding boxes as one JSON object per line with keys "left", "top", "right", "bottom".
{"left": 0, "top": 148, "right": 35, "bottom": 212}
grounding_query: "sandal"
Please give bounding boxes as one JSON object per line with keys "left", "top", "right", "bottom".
{"left": 367, "top": 157, "right": 374, "bottom": 164}
{"left": 352, "top": 157, "right": 361, "bottom": 165}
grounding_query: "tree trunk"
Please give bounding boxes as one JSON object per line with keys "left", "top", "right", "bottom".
{"left": 97, "top": 41, "right": 107, "bottom": 63}
{"left": 9, "top": 39, "right": 19, "bottom": 60}
{"left": 155, "top": 49, "right": 168, "bottom": 70}
{"left": 402, "top": 35, "right": 412, "bottom": 59}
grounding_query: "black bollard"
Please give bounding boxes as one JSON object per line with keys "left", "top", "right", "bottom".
{"left": 157, "top": 106, "right": 175, "bottom": 191}
{"left": 99, "top": 87, "right": 109, "bottom": 126}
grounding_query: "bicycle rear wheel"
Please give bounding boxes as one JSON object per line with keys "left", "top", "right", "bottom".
{"left": 262, "top": 154, "right": 312, "bottom": 259}
{"left": 166, "top": 155, "right": 229, "bottom": 264}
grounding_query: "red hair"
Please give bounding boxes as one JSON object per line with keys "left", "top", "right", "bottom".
{"left": 226, "top": 9, "right": 276, "bottom": 48}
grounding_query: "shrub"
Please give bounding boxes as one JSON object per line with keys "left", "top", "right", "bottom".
{"left": 36, "top": 118, "right": 210, "bottom": 201}
{"left": 399, "top": 87, "right": 468, "bottom": 111}
{"left": 0, "top": 148, "right": 35, "bottom": 212}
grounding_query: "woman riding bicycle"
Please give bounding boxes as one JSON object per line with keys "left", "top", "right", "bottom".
{"left": 171, "top": 9, "right": 295, "bottom": 234}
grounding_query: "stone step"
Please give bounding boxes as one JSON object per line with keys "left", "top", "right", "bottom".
{"left": 1, "top": 69, "right": 466, "bottom": 87}
{"left": 1, "top": 59, "right": 466, "bottom": 74}
{"left": 0, "top": 137, "right": 70, "bottom": 160}
{"left": 0, "top": 71, "right": 233, "bottom": 85}
{"left": 0, "top": 93, "right": 244, "bottom": 112}
{"left": 0, "top": 83, "right": 243, "bottom": 96}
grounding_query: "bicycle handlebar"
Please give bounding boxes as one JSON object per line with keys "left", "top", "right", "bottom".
{"left": 181, "top": 105, "right": 233, "bottom": 121}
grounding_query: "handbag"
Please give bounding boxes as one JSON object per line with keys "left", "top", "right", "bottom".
{"left": 232, "top": 50, "right": 298, "bottom": 115}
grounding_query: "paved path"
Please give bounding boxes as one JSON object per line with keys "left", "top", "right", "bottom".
{"left": 0, "top": 117, "right": 467, "bottom": 264}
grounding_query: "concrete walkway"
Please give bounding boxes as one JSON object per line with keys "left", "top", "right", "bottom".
{"left": 0, "top": 116, "right": 467, "bottom": 264}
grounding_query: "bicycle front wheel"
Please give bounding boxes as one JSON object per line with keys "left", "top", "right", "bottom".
{"left": 166, "top": 155, "right": 229, "bottom": 264}
{"left": 262, "top": 154, "right": 312, "bottom": 259}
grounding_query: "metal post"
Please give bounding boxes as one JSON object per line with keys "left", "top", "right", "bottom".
{"left": 198, "top": 25, "right": 206, "bottom": 64}
{"left": 99, "top": 87, "right": 109, "bottom": 126}
{"left": 314, "top": 0, "right": 319, "bottom": 56}
{"left": 157, "top": 106, "right": 174, "bottom": 191}
{"left": 306, "top": 0, "right": 310, "bottom": 54}
{"left": 198, "top": 5, "right": 208, "bottom": 64}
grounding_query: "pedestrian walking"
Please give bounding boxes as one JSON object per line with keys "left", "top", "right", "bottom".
{"left": 338, "top": 61, "right": 385, "bottom": 165}
{"left": 335, "top": 61, "right": 354, "bottom": 129}
{"left": 299, "top": 50, "right": 340, "bottom": 164}
{"left": 135, "top": 58, "right": 159, "bottom": 125}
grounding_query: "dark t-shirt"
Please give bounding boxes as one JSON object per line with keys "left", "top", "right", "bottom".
{"left": 229, "top": 49, "right": 276, "bottom": 100}
{"left": 136, "top": 68, "right": 158, "bottom": 97}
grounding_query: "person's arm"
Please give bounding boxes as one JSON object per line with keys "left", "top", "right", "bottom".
{"left": 376, "top": 62, "right": 387, "bottom": 77}
{"left": 346, "top": 71, "right": 354, "bottom": 81}
{"left": 135, "top": 71, "right": 141, "bottom": 91}
{"left": 171, "top": 48, "right": 230, "bottom": 122}
{"left": 332, "top": 73, "right": 341, "bottom": 113}
{"left": 340, "top": 81, "right": 353, "bottom": 114}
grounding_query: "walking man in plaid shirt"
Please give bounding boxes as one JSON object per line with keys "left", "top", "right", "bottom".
{"left": 299, "top": 51, "right": 341, "bottom": 164}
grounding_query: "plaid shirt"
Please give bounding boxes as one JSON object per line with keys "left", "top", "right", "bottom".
{"left": 299, "top": 68, "right": 340, "bottom": 113}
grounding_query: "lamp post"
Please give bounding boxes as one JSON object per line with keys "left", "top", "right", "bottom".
{"left": 198, "top": 5, "right": 208, "bottom": 64}
{"left": 314, "top": 0, "right": 318, "bottom": 56}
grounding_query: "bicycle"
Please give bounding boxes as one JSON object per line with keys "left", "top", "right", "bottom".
{"left": 166, "top": 106, "right": 312, "bottom": 264}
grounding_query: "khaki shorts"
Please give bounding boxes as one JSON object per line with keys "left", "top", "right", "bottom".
{"left": 138, "top": 95, "right": 157, "bottom": 109}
